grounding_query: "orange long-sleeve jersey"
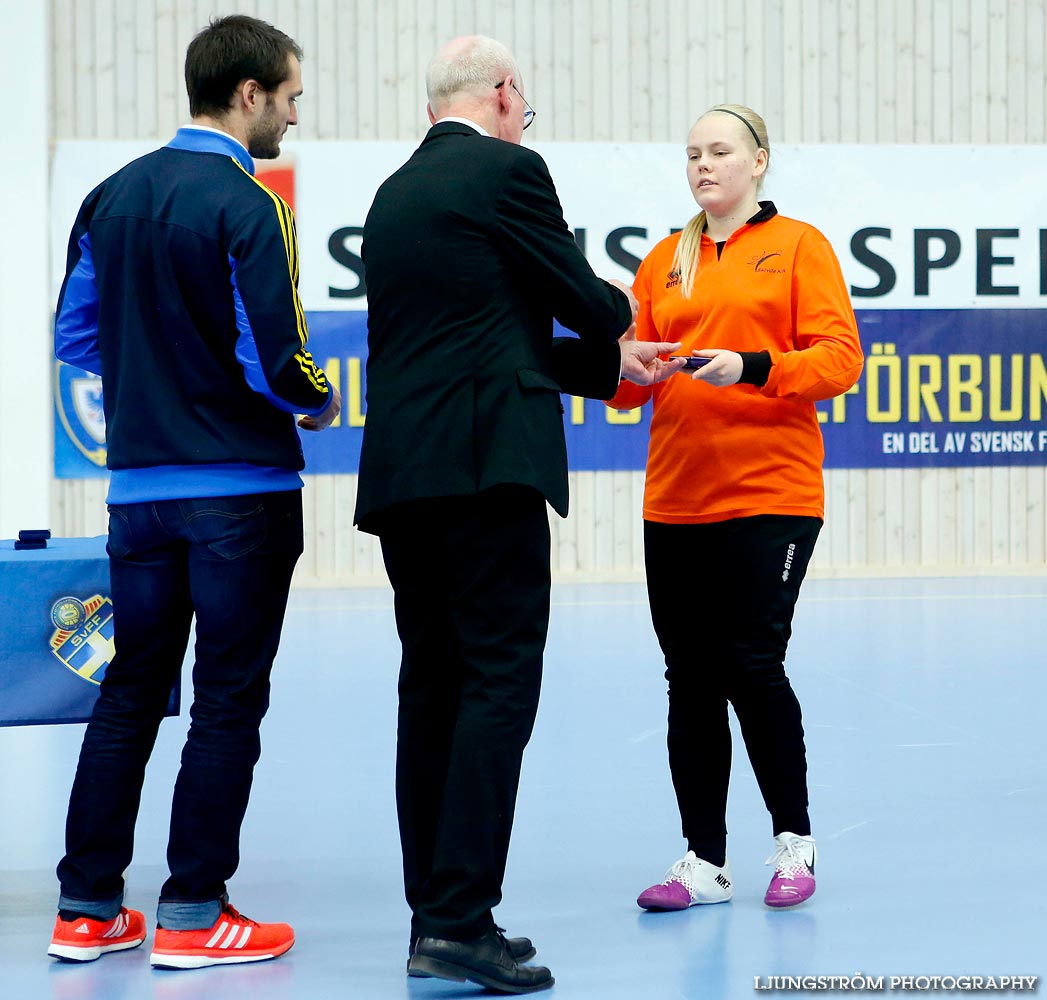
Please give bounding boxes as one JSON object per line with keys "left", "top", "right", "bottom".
{"left": 608, "top": 205, "right": 863, "bottom": 524}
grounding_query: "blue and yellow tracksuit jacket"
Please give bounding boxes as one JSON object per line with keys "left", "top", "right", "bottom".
{"left": 54, "top": 127, "right": 332, "bottom": 503}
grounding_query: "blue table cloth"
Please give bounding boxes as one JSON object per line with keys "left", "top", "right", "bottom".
{"left": 0, "top": 536, "right": 179, "bottom": 726}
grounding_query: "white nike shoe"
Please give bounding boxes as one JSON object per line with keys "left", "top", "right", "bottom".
{"left": 637, "top": 851, "right": 733, "bottom": 910}
{"left": 764, "top": 832, "right": 816, "bottom": 907}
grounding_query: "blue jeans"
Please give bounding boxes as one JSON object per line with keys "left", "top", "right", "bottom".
{"left": 57, "top": 491, "right": 303, "bottom": 929}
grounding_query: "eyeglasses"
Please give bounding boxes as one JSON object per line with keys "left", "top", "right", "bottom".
{"left": 494, "top": 80, "right": 536, "bottom": 130}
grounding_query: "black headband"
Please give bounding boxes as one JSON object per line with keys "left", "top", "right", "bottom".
{"left": 712, "top": 108, "right": 762, "bottom": 149}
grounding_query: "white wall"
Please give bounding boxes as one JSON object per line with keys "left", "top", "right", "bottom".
{"left": 0, "top": 1, "right": 51, "bottom": 539}
{"left": 39, "top": 0, "right": 1047, "bottom": 580}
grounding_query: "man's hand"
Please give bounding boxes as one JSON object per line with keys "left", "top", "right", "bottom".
{"left": 608, "top": 278, "right": 639, "bottom": 327}
{"left": 298, "top": 386, "right": 342, "bottom": 431}
{"left": 619, "top": 326, "right": 686, "bottom": 386}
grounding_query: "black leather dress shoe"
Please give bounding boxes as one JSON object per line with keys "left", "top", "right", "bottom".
{"left": 407, "top": 929, "right": 536, "bottom": 973}
{"left": 408, "top": 929, "right": 553, "bottom": 994}
{"left": 406, "top": 929, "right": 536, "bottom": 971}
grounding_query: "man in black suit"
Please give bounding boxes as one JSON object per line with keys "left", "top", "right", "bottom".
{"left": 355, "top": 35, "right": 683, "bottom": 994}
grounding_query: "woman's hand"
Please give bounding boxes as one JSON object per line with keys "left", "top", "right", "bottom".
{"left": 690, "top": 349, "right": 742, "bottom": 386}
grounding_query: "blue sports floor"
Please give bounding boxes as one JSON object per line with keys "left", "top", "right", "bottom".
{"left": 1, "top": 575, "right": 1044, "bottom": 998}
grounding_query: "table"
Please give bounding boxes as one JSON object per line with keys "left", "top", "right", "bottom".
{"left": 0, "top": 536, "right": 179, "bottom": 726}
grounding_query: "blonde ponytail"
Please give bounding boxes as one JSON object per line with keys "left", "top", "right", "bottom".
{"left": 673, "top": 211, "right": 706, "bottom": 299}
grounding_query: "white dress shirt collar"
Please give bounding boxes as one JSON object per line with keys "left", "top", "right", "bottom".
{"left": 434, "top": 116, "right": 491, "bottom": 137}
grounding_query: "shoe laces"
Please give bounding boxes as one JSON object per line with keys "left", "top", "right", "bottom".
{"left": 765, "top": 836, "right": 812, "bottom": 878}
{"left": 220, "top": 903, "right": 259, "bottom": 927}
{"left": 664, "top": 856, "right": 699, "bottom": 890}
{"left": 491, "top": 926, "right": 515, "bottom": 958}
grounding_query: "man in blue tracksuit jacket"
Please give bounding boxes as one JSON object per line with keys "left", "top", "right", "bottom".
{"left": 48, "top": 15, "right": 340, "bottom": 971}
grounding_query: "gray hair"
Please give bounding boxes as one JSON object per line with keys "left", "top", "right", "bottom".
{"left": 426, "top": 35, "right": 520, "bottom": 111}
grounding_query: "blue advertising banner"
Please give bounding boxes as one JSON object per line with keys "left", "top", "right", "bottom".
{"left": 0, "top": 536, "right": 179, "bottom": 727}
{"left": 828, "top": 309, "right": 1047, "bottom": 468}
{"left": 54, "top": 361, "right": 107, "bottom": 476}
{"left": 54, "top": 307, "right": 1047, "bottom": 479}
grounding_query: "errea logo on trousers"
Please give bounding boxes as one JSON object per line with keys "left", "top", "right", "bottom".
{"left": 782, "top": 543, "right": 796, "bottom": 582}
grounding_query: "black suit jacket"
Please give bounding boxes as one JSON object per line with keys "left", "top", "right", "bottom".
{"left": 354, "top": 122, "right": 633, "bottom": 532}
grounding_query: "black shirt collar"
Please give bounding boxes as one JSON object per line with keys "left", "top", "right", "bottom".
{"left": 714, "top": 202, "right": 778, "bottom": 258}
{"left": 748, "top": 200, "right": 778, "bottom": 224}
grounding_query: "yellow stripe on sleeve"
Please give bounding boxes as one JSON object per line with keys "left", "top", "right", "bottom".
{"left": 233, "top": 159, "right": 327, "bottom": 392}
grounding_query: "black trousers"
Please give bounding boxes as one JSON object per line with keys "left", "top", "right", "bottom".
{"left": 378, "top": 485, "right": 551, "bottom": 941}
{"left": 644, "top": 514, "right": 821, "bottom": 866}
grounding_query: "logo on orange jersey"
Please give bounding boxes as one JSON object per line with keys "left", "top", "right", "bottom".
{"left": 749, "top": 251, "right": 786, "bottom": 274}
{"left": 665, "top": 268, "right": 681, "bottom": 289}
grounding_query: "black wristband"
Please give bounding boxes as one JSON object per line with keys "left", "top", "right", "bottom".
{"left": 737, "top": 350, "right": 772, "bottom": 387}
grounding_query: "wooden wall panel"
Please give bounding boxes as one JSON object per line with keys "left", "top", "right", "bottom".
{"left": 48, "top": 0, "right": 1047, "bottom": 581}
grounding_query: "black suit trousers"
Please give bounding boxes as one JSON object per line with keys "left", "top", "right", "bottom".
{"left": 378, "top": 485, "right": 551, "bottom": 941}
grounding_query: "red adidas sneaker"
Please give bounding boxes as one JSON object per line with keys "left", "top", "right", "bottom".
{"left": 48, "top": 907, "right": 147, "bottom": 962}
{"left": 149, "top": 902, "right": 294, "bottom": 969}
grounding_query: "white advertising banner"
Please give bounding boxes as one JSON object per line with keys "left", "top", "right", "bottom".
{"left": 50, "top": 140, "right": 1047, "bottom": 311}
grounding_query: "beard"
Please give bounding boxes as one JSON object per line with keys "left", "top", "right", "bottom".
{"left": 247, "top": 98, "right": 284, "bottom": 159}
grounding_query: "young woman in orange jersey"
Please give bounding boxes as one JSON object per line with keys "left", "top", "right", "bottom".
{"left": 608, "top": 104, "right": 863, "bottom": 910}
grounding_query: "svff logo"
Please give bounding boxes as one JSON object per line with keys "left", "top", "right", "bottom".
{"left": 49, "top": 594, "right": 116, "bottom": 685}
